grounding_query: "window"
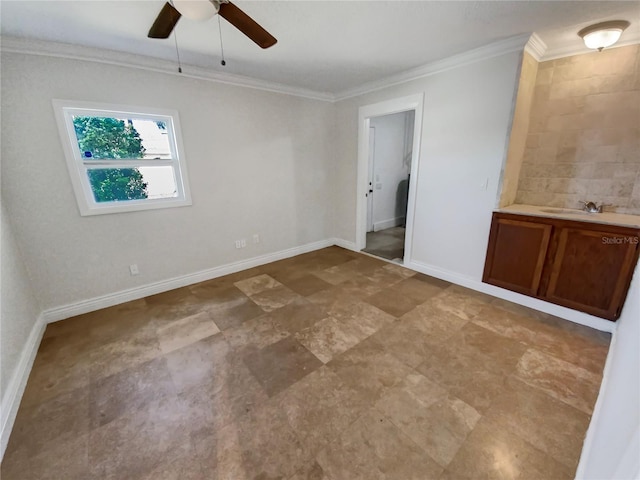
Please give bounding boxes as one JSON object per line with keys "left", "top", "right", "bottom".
{"left": 53, "top": 100, "right": 191, "bottom": 216}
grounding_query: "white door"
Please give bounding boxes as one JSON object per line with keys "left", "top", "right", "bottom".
{"left": 366, "top": 127, "right": 375, "bottom": 233}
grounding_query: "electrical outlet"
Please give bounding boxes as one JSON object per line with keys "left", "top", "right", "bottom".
{"left": 235, "top": 240, "right": 242, "bottom": 249}
{"left": 241, "top": 239, "right": 247, "bottom": 248}
{"left": 129, "top": 264, "right": 139, "bottom": 276}
{"left": 253, "top": 234, "right": 260, "bottom": 244}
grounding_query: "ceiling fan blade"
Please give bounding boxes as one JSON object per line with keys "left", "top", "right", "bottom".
{"left": 148, "top": 2, "right": 182, "bottom": 39}
{"left": 218, "top": 2, "right": 277, "bottom": 49}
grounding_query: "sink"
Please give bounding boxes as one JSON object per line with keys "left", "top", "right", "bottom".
{"left": 539, "top": 208, "right": 592, "bottom": 215}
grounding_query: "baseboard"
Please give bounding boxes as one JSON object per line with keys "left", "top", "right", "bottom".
{"left": 2, "top": 238, "right": 344, "bottom": 462}
{"left": 332, "top": 238, "right": 358, "bottom": 252}
{"left": 0, "top": 238, "right": 614, "bottom": 464}
{"left": 41, "top": 240, "right": 612, "bottom": 329}
{"left": 333, "top": 240, "right": 612, "bottom": 332}
{"left": 42, "top": 238, "right": 334, "bottom": 324}
{"left": 1, "top": 314, "right": 46, "bottom": 460}
{"left": 335, "top": 240, "right": 613, "bottom": 332}
{"left": 405, "top": 259, "right": 615, "bottom": 333}
{"left": 373, "top": 216, "right": 405, "bottom": 232}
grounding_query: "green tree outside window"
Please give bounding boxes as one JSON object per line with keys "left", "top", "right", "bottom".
{"left": 72, "top": 117, "right": 148, "bottom": 202}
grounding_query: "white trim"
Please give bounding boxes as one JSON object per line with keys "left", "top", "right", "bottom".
{"left": 1, "top": 314, "right": 46, "bottom": 460}
{"left": 2, "top": 238, "right": 345, "bottom": 460}
{"left": 541, "top": 34, "right": 640, "bottom": 62}
{"left": 524, "top": 33, "right": 547, "bottom": 61}
{"left": 335, "top": 33, "right": 532, "bottom": 101}
{"left": 0, "top": 235, "right": 615, "bottom": 463}
{"left": 332, "top": 237, "right": 616, "bottom": 332}
{"left": 405, "top": 259, "right": 615, "bottom": 333}
{"left": 2, "top": 33, "right": 531, "bottom": 104}
{"left": 51, "top": 99, "right": 192, "bottom": 216}
{"left": 5, "top": 33, "right": 637, "bottom": 105}
{"left": 332, "top": 238, "right": 358, "bottom": 252}
{"left": 13, "top": 32, "right": 633, "bottom": 105}
{"left": 373, "top": 217, "right": 405, "bottom": 232}
{"left": 356, "top": 94, "right": 424, "bottom": 269}
{"left": 42, "top": 239, "right": 334, "bottom": 323}
{"left": 0, "top": 36, "right": 334, "bottom": 103}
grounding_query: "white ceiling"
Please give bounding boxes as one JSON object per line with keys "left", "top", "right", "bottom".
{"left": 2, "top": 1, "right": 639, "bottom": 96}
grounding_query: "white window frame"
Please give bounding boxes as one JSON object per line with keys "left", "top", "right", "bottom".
{"left": 53, "top": 99, "right": 192, "bottom": 216}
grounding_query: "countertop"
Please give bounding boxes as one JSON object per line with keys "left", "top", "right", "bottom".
{"left": 497, "top": 204, "right": 640, "bottom": 229}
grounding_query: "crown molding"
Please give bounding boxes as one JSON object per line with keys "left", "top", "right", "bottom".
{"left": 541, "top": 31, "right": 640, "bottom": 61}
{"left": 0, "top": 36, "right": 335, "bottom": 103}
{"left": 524, "top": 33, "right": 547, "bottom": 61}
{"left": 6, "top": 30, "right": 633, "bottom": 105}
{"left": 3, "top": 33, "right": 534, "bottom": 105}
{"left": 334, "top": 33, "right": 533, "bottom": 101}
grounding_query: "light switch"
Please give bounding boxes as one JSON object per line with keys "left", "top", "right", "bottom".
{"left": 375, "top": 183, "right": 382, "bottom": 190}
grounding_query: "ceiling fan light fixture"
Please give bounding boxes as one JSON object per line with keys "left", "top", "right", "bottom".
{"left": 172, "top": 0, "right": 218, "bottom": 21}
{"left": 578, "top": 20, "right": 630, "bottom": 51}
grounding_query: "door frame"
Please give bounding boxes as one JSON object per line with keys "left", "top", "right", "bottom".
{"left": 356, "top": 93, "right": 424, "bottom": 264}
{"left": 366, "top": 126, "right": 375, "bottom": 232}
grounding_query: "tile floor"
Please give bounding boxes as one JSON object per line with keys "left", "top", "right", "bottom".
{"left": 1, "top": 247, "right": 610, "bottom": 479}
{"left": 362, "top": 227, "right": 405, "bottom": 261}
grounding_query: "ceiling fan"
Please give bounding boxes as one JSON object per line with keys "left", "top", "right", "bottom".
{"left": 148, "top": 0, "right": 277, "bottom": 49}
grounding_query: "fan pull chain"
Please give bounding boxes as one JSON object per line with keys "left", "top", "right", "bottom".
{"left": 174, "top": 29, "right": 183, "bottom": 73}
{"left": 218, "top": 16, "right": 226, "bottom": 66}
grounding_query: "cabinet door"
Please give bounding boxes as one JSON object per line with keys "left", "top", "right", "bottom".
{"left": 545, "top": 227, "right": 639, "bottom": 319}
{"left": 483, "top": 217, "right": 552, "bottom": 296}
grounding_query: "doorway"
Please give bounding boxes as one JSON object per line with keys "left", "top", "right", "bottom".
{"left": 362, "top": 111, "right": 415, "bottom": 261}
{"left": 356, "top": 94, "right": 424, "bottom": 265}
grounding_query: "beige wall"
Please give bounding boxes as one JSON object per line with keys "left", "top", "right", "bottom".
{"left": 333, "top": 51, "right": 522, "bottom": 279}
{"left": 499, "top": 51, "right": 539, "bottom": 207}
{"left": 2, "top": 53, "right": 335, "bottom": 310}
{"left": 1, "top": 200, "right": 42, "bottom": 455}
{"left": 515, "top": 44, "right": 640, "bottom": 214}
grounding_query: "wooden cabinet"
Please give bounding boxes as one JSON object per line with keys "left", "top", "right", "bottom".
{"left": 483, "top": 217, "right": 552, "bottom": 296}
{"left": 483, "top": 212, "right": 640, "bottom": 321}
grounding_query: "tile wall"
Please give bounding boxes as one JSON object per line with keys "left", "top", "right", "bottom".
{"left": 515, "top": 44, "right": 640, "bottom": 214}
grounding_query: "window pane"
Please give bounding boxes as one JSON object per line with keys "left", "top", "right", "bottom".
{"left": 137, "top": 166, "right": 178, "bottom": 200}
{"left": 72, "top": 116, "right": 172, "bottom": 160}
{"left": 87, "top": 167, "right": 177, "bottom": 203}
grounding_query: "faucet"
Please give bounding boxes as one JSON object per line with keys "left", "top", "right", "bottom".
{"left": 579, "top": 201, "right": 605, "bottom": 213}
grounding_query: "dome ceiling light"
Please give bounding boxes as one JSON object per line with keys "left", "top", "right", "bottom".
{"left": 578, "top": 20, "right": 630, "bottom": 51}
{"left": 172, "top": 0, "right": 219, "bottom": 21}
